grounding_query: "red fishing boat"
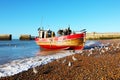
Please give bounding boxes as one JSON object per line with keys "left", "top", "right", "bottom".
{"left": 35, "top": 27, "right": 86, "bottom": 50}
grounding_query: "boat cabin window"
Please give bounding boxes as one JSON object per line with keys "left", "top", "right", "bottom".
{"left": 38, "top": 29, "right": 55, "bottom": 38}
{"left": 47, "top": 29, "right": 52, "bottom": 37}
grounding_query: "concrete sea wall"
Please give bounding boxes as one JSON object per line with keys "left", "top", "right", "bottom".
{"left": 86, "top": 32, "right": 120, "bottom": 40}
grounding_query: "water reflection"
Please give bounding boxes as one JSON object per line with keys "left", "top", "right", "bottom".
{"left": 36, "top": 49, "right": 66, "bottom": 56}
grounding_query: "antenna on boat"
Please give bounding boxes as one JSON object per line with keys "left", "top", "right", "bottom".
{"left": 40, "top": 16, "right": 43, "bottom": 30}
{"left": 38, "top": 17, "right": 44, "bottom": 31}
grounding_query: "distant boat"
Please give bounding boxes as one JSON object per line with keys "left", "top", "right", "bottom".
{"left": 35, "top": 27, "right": 86, "bottom": 50}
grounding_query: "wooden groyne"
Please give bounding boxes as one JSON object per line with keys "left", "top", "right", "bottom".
{"left": 0, "top": 34, "right": 12, "bottom": 40}
{"left": 86, "top": 32, "right": 120, "bottom": 40}
{"left": 19, "top": 34, "right": 35, "bottom": 40}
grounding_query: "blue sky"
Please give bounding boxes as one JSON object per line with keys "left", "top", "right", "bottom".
{"left": 0, "top": 0, "right": 120, "bottom": 38}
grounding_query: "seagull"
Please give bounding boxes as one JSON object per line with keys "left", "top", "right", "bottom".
{"left": 101, "top": 49, "right": 105, "bottom": 53}
{"left": 62, "top": 59, "right": 66, "bottom": 63}
{"left": 88, "top": 52, "right": 92, "bottom": 56}
{"left": 68, "top": 61, "right": 72, "bottom": 67}
{"left": 105, "top": 47, "right": 109, "bottom": 51}
{"left": 33, "top": 67, "right": 38, "bottom": 74}
{"left": 72, "top": 56, "right": 77, "bottom": 61}
{"left": 88, "top": 48, "right": 93, "bottom": 56}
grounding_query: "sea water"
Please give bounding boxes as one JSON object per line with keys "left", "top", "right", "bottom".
{"left": 0, "top": 39, "right": 39, "bottom": 65}
{"left": 0, "top": 40, "right": 106, "bottom": 77}
{"left": 0, "top": 40, "right": 105, "bottom": 65}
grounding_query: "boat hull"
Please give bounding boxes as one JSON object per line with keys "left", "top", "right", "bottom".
{"left": 35, "top": 33, "right": 86, "bottom": 50}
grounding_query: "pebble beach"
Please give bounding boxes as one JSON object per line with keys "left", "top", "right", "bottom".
{"left": 1, "top": 39, "right": 120, "bottom": 80}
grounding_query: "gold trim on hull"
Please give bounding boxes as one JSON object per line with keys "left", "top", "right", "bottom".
{"left": 36, "top": 38, "right": 84, "bottom": 46}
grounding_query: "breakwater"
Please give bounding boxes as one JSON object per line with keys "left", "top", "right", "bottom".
{"left": 19, "top": 34, "right": 35, "bottom": 40}
{"left": 0, "top": 32, "right": 120, "bottom": 40}
{"left": 0, "top": 34, "right": 35, "bottom": 40}
{"left": 86, "top": 32, "right": 120, "bottom": 40}
{"left": 0, "top": 34, "right": 12, "bottom": 40}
